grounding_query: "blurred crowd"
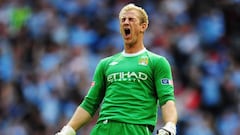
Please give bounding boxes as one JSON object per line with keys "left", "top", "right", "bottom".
{"left": 0, "top": 0, "right": 240, "bottom": 135}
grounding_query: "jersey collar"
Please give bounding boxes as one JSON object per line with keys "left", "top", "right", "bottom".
{"left": 122, "top": 48, "right": 146, "bottom": 57}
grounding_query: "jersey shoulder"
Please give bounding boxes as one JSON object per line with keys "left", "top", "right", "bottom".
{"left": 98, "top": 52, "right": 122, "bottom": 66}
{"left": 145, "top": 50, "right": 167, "bottom": 62}
{"left": 145, "top": 50, "right": 172, "bottom": 70}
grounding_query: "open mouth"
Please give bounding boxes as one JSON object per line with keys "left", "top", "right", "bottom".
{"left": 124, "top": 28, "right": 131, "bottom": 36}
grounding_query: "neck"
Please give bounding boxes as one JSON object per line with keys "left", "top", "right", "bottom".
{"left": 123, "top": 47, "right": 146, "bottom": 56}
{"left": 124, "top": 42, "right": 145, "bottom": 53}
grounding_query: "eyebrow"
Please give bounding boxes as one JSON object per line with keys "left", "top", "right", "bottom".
{"left": 121, "top": 16, "right": 138, "bottom": 20}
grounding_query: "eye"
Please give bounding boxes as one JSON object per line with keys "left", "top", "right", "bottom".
{"left": 121, "top": 18, "right": 126, "bottom": 22}
{"left": 128, "top": 18, "right": 134, "bottom": 22}
{"left": 121, "top": 17, "right": 136, "bottom": 23}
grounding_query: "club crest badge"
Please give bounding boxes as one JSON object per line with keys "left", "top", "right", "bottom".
{"left": 138, "top": 56, "right": 148, "bottom": 66}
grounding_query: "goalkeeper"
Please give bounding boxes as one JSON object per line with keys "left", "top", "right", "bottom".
{"left": 56, "top": 3, "right": 178, "bottom": 135}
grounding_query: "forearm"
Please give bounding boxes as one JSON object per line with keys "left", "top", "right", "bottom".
{"left": 161, "top": 100, "right": 178, "bottom": 124}
{"left": 67, "top": 106, "right": 92, "bottom": 131}
{"left": 157, "top": 100, "right": 178, "bottom": 135}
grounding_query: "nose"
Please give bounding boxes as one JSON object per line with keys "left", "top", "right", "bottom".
{"left": 124, "top": 19, "right": 129, "bottom": 23}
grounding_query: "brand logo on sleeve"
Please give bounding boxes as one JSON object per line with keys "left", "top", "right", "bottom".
{"left": 161, "top": 78, "right": 173, "bottom": 85}
{"left": 91, "top": 81, "right": 95, "bottom": 87}
{"left": 109, "top": 61, "right": 118, "bottom": 65}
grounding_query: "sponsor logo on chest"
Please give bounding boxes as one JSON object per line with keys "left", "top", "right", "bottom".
{"left": 107, "top": 71, "right": 148, "bottom": 83}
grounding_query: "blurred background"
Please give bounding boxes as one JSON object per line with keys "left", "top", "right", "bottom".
{"left": 0, "top": 0, "right": 239, "bottom": 135}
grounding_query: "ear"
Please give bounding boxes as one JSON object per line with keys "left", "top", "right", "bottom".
{"left": 140, "top": 23, "right": 148, "bottom": 33}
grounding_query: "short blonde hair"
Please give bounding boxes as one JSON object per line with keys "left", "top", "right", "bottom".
{"left": 119, "top": 3, "right": 149, "bottom": 26}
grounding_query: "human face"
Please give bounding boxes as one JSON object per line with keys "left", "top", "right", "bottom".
{"left": 119, "top": 10, "right": 144, "bottom": 46}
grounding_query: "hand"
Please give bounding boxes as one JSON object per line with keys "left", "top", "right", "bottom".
{"left": 55, "top": 125, "right": 76, "bottom": 135}
{"left": 157, "top": 128, "right": 171, "bottom": 135}
{"left": 157, "top": 122, "right": 176, "bottom": 135}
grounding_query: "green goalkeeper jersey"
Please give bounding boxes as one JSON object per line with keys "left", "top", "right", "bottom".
{"left": 80, "top": 49, "right": 175, "bottom": 126}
